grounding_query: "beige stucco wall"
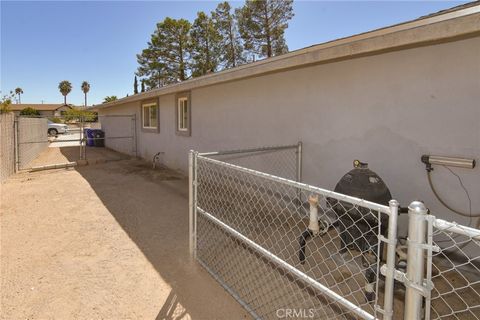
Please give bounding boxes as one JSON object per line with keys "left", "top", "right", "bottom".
{"left": 99, "top": 36, "right": 480, "bottom": 229}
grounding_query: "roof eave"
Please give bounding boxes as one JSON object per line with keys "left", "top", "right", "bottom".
{"left": 95, "top": 4, "right": 480, "bottom": 111}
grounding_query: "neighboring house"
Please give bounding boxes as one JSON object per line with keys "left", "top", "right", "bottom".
{"left": 10, "top": 104, "right": 73, "bottom": 117}
{"left": 94, "top": 3, "right": 480, "bottom": 226}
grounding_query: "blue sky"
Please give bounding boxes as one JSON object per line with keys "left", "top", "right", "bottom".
{"left": 1, "top": 1, "right": 468, "bottom": 106}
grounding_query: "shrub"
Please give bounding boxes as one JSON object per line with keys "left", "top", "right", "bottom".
{"left": 63, "top": 107, "right": 97, "bottom": 122}
{"left": 20, "top": 107, "right": 40, "bottom": 116}
{"left": 0, "top": 92, "right": 14, "bottom": 114}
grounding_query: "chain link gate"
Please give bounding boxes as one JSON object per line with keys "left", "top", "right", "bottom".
{"left": 96, "top": 114, "right": 137, "bottom": 158}
{"left": 14, "top": 114, "right": 137, "bottom": 171}
{"left": 401, "top": 205, "right": 480, "bottom": 320}
{"left": 189, "top": 143, "right": 399, "bottom": 320}
{"left": 428, "top": 218, "right": 480, "bottom": 319}
{"left": 15, "top": 115, "right": 86, "bottom": 170}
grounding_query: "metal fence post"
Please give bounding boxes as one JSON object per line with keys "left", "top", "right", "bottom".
{"left": 189, "top": 150, "right": 198, "bottom": 259}
{"left": 404, "top": 200, "right": 428, "bottom": 320}
{"left": 296, "top": 142, "right": 303, "bottom": 206}
{"left": 189, "top": 150, "right": 195, "bottom": 258}
{"left": 383, "top": 199, "right": 399, "bottom": 320}
{"left": 193, "top": 151, "right": 198, "bottom": 258}
{"left": 79, "top": 115, "right": 84, "bottom": 160}
{"left": 14, "top": 117, "right": 19, "bottom": 173}
{"left": 296, "top": 141, "right": 303, "bottom": 183}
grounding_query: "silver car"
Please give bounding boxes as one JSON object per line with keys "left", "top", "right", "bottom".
{"left": 47, "top": 120, "right": 68, "bottom": 135}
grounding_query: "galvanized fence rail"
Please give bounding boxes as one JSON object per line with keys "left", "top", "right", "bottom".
{"left": 189, "top": 144, "right": 399, "bottom": 320}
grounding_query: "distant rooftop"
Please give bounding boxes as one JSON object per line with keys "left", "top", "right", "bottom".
{"left": 9, "top": 104, "right": 72, "bottom": 111}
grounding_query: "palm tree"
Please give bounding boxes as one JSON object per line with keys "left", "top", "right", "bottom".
{"left": 58, "top": 80, "right": 72, "bottom": 105}
{"left": 15, "top": 87, "right": 23, "bottom": 104}
{"left": 81, "top": 81, "right": 90, "bottom": 107}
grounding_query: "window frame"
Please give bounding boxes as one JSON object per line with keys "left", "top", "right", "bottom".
{"left": 175, "top": 92, "right": 191, "bottom": 136}
{"left": 140, "top": 99, "right": 160, "bottom": 133}
{"left": 177, "top": 97, "right": 188, "bottom": 132}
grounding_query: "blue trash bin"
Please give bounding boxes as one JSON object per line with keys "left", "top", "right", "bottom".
{"left": 85, "top": 129, "right": 94, "bottom": 146}
{"left": 92, "top": 129, "right": 105, "bottom": 147}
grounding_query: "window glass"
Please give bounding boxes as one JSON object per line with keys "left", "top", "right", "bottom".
{"left": 150, "top": 106, "right": 157, "bottom": 128}
{"left": 182, "top": 101, "right": 188, "bottom": 128}
{"left": 178, "top": 98, "right": 188, "bottom": 131}
{"left": 143, "top": 106, "right": 150, "bottom": 127}
{"left": 142, "top": 103, "right": 157, "bottom": 129}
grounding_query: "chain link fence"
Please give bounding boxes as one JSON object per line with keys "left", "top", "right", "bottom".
{"left": 189, "top": 144, "right": 480, "bottom": 320}
{"left": 428, "top": 218, "right": 480, "bottom": 320}
{"left": 97, "top": 114, "right": 137, "bottom": 157}
{"left": 199, "top": 143, "right": 301, "bottom": 181}
{"left": 17, "top": 116, "right": 49, "bottom": 169}
{"left": 0, "top": 113, "right": 15, "bottom": 182}
{"left": 10, "top": 114, "right": 135, "bottom": 171}
{"left": 190, "top": 144, "right": 398, "bottom": 320}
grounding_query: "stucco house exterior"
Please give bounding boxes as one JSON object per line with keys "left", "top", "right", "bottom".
{"left": 10, "top": 104, "right": 72, "bottom": 117}
{"left": 93, "top": 3, "right": 480, "bottom": 228}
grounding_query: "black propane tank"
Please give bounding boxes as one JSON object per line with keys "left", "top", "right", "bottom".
{"left": 329, "top": 160, "right": 392, "bottom": 255}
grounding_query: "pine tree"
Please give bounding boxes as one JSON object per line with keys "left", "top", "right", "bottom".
{"left": 236, "top": 0, "right": 294, "bottom": 59}
{"left": 134, "top": 76, "right": 139, "bottom": 94}
{"left": 136, "top": 47, "right": 166, "bottom": 89}
{"left": 190, "top": 11, "right": 221, "bottom": 77}
{"left": 137, "top": 18, "right": 191, "bottom": 86}
{"left": 212, "top": 2, "right": 245, "bottom": 69}
{"left": 141, "top": 79, "right": 146, "bottom": 93}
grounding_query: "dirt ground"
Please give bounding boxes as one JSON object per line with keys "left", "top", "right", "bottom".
{"left": 0, "top": 158, "right": 250, "bottom": 319}
{"left": 29, "top": 146, "right": 129, "bottom": 168}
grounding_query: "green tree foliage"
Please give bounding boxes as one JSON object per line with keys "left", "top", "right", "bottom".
{"left": 58, "top": 80, "right": 73, "bottom": 105}
{"left": 1, "top": 91, "right": 14, "bottom": 113}
{"left": 236, "top": 0, "right": 294, "bottom": 59}
{"left": 190, "top": 11, "right": 221, "bottom": 77}
{"left": 212, "top": 2, "right": 245, "bottom": 68}
{"left": 137, "top": 18, "right": 191, "bottom": 88}
{"left": 134, "top": 76, "right": 139, "bottom": 94}
{"left": 63, "top": 107, "right": 96, "bottom": 122}
{"left": 15, "top": 87, "right": 23, "bottom": 104}
{"left": 136, "top": 1, "right": 294, "bottom": 85}
{"left": 81, "top": 81, "right": 90, "bottom": 107}
{"left": 137, "top": 47, "right": 165, "bottom": 89}
{"left": 141, "top": 79, "right": 146, "bottom": 93}
{"left": 20, "top": 107, "right": 40, "bottom": 116}
{"left": 103, "top": 96, "right": 118, "bottom": 103}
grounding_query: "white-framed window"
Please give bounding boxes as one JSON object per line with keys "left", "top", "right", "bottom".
{"left": 142, "top": 102, "right": 158, "bottom": 129}
{"left": 177, "top": 97, "right": 189, "bottom": 131}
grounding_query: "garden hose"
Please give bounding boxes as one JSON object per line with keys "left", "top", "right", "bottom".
{"left": 427, "top": 170, "right": 480, "bottom": 217}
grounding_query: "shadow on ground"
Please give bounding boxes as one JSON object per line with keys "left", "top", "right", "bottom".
{"left": 74, "top": 159, "right": 248, "bottom": 320}
{"left": 62, "top": 146, "right": 129, "bottom": 163}
{"left": 29, "top": 146, "right": 129, "bottom": 169}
